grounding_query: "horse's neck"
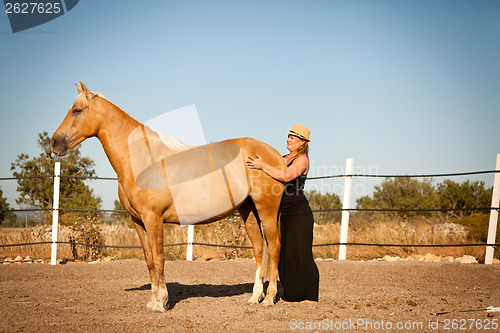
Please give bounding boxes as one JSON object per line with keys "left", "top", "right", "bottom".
{"left": 95, "top": 98, "right": 188, "bottom": 182}
{"left": 94, "top": 101, "right": 137, "bottom": 180}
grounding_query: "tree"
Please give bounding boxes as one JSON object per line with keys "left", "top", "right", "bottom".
{"left": 356, "top": 177, "right": 437, "bottom": 219}
{"left": 436, "top": 180, "right": 492, "bottom": 219}
{"left": 10, "top": 132, "right": 102, "bottom": 224}
{"left": 0, "top": 186, "right": 15, "bottom": 224}
{"left": 306, "top": 190, "right": 342, "bottom": 223}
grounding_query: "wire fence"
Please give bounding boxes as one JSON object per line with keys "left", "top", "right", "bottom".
{"left": 308, "top": 169, "right": 500, "bottom": 180}
{"left": 1, "top": 241, "right": 498, "bottom": 250}
{"left": 1, "top": 168, "right": 499, "bottom": 251}
{"left": 1, "top": 168, "right": 499, "bottom": 182}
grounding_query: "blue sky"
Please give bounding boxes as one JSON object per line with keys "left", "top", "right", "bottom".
{"left": 1, "top": 0, "right": 499, "bottom": 210}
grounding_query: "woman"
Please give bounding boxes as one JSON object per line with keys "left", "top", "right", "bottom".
{"left": 247, "top": 124, "right": 319, "bottom": 303}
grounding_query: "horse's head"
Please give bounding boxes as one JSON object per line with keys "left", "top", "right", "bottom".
{"left": 51, "top": 82, "right": 103, "bottom": 156}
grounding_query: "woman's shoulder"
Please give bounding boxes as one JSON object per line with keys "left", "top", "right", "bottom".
{"left": 294, "top": 154, "right": 309, "bottom": 164}
{"left": 287, "top": 154, "right": 309, "bottom": 174}
{"left": 284, "top": 154, "right": 308, "bottom": 163}
{"left": 297, "top": 155, "right": 309, "bottom": 174}
{"left": 297, "top": 154, "right": 309, "bottom": 161}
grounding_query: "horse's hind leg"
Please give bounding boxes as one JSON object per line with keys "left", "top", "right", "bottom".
{"left": 239, "top": 199, "right": 265, "bottom": 304}
{"left": 253, "top": 197, "right": 281, "bottom": 307}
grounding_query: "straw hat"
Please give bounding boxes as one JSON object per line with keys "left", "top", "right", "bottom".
{"left": 287, "top": 124, "right": 310, "bottom": 142}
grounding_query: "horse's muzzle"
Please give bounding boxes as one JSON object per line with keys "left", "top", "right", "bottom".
{"left": 51, "top": 135, "right": 69, "bottom": 157}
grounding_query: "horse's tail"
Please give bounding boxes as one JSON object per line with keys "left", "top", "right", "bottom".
{"left": 259, "top": 237, "right": 270, "bottom": 280}
{"left": 259, "top": 212, "right": 280, "bottom": 281}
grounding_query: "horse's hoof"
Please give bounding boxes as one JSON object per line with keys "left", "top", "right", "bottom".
{"left": 146, "top": 299, "right": 166, "bottom": 312}
{"left": 146, "top": 300, "right": 155, "bottom": 310}
{"left": 247, "top": 297, "right": 259, "bottom": 304}
{"left": 247, "top": 292, "right": 264, "bottom": 304}
{"left": 151, "top": 302, "right": 166, "bottom": 313}
{"left": 261, "top": 297, "right": 275, "bottom": 307}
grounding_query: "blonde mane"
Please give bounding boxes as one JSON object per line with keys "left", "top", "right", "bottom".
{"left": 155, "top": 131, "right": 192, "bottom": 152}
{"left": 74, "top": 91, "right": 105, "bottom": 109}
{"left": 90, "top": 92, "right": 191, "bottom": 153}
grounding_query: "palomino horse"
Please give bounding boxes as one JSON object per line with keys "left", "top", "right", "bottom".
{"left": 51, "top": 82, "right": 285, "bottom": 312}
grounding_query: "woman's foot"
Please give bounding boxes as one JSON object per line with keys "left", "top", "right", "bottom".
{"left": 301, "top": 300, "right": 318, "bottom": 305}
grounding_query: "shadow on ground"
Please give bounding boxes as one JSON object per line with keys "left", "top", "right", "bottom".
{"left": 126, "top": 282, "right": 260, "bottom": 309}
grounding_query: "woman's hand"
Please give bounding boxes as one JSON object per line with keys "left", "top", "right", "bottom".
{"left": 247, "top": 153, "right": 308, "bottom": 182}
{"left": 247, "top": 154, "right": 266, "bottom": 170}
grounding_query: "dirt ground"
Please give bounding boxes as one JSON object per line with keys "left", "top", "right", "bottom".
{"left": 1, "top": 259, "right": 499, "bottom": 333}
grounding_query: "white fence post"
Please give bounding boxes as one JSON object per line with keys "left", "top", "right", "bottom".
{"left": 485, "top": 153, "right": 500, "bottom": 265}
{"left": 339, "top": 158, "right": 353, "bottom": 260}
{"left": 186, "top": 224, "right": 194, "bottom": 261}
{"left": 50, "top": 161, "right": 61, "bottom": 265}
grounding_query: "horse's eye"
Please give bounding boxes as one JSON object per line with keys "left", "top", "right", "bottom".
{"left": 73, "top": 108, "right": 83, "bottom": 114}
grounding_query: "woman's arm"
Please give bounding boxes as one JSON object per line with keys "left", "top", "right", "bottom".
{"left": 247, "top": 154, "right": 308, "bottom": 182}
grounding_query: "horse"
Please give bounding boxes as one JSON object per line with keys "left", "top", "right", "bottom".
{"left": 51, "top": 82, "right": 285, "bottom": 312}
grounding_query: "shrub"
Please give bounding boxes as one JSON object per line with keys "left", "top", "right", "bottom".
{"left": 70, "top": 216, "right": 104, "bottom": 261}
{"left": 451, "top": 213, "right": 499, "bottom": 243}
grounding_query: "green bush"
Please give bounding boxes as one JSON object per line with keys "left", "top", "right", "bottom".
{"left": 451, "top": 213, "right": 499, "bottom": 243}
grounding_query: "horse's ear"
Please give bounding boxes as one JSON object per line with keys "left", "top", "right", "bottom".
{"left": 79, "top": 81, "right": 90, "bottom": 94}
{"left": 75, "top": 82, "right": 83, "bottom": 94}
{"left": 78, "top": 81, "right": 97, "bottom": 100}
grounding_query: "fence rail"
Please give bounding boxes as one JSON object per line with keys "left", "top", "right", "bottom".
{"left": 3, "top": 207, "right": 499, "bottom": 214}
{"left": 308, "top": 169, "right": 500, "bottom": 180}
{"left": 1, "top": 156, "right": 499, "bottom": 263}
{"left": 1, "top": 240, "right": 499, "bottom": 250}
{"left": 3, "top": 168, "right": 500, "bottom": 182}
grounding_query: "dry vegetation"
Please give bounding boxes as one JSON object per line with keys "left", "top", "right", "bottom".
{"left": 1, "top": 212, "right": 493, "bottom": 262}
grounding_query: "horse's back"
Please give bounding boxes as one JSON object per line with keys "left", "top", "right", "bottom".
{"left": 130, "top": 136, "right": 284, "bottom": 224}
{"left": 225, "top": 137, "right": 286, "bottom": 206}
{"left": 224, "top": 137, "right": 286, "bottom": 170}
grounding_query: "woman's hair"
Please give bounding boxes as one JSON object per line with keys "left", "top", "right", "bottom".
{"left": 297, "top": 140, "right": 309, "bottom": 156}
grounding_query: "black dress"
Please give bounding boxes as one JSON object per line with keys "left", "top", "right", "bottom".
{"left": 278, "top": 157, "right": 319, "bottom": 302}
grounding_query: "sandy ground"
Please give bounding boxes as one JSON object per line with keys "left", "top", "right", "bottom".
{"left": 1, "top": 258, "right": 499, "bottom": 332}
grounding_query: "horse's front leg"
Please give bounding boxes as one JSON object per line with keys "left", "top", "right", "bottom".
{"left": 143, "top": 214, "right": 168, "bottom": 312}
{"left": 134, "top": 215, "right": 168, "bottom": 312}
{"left": 132, "top": 217, "right": 158, "bottom": 310}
